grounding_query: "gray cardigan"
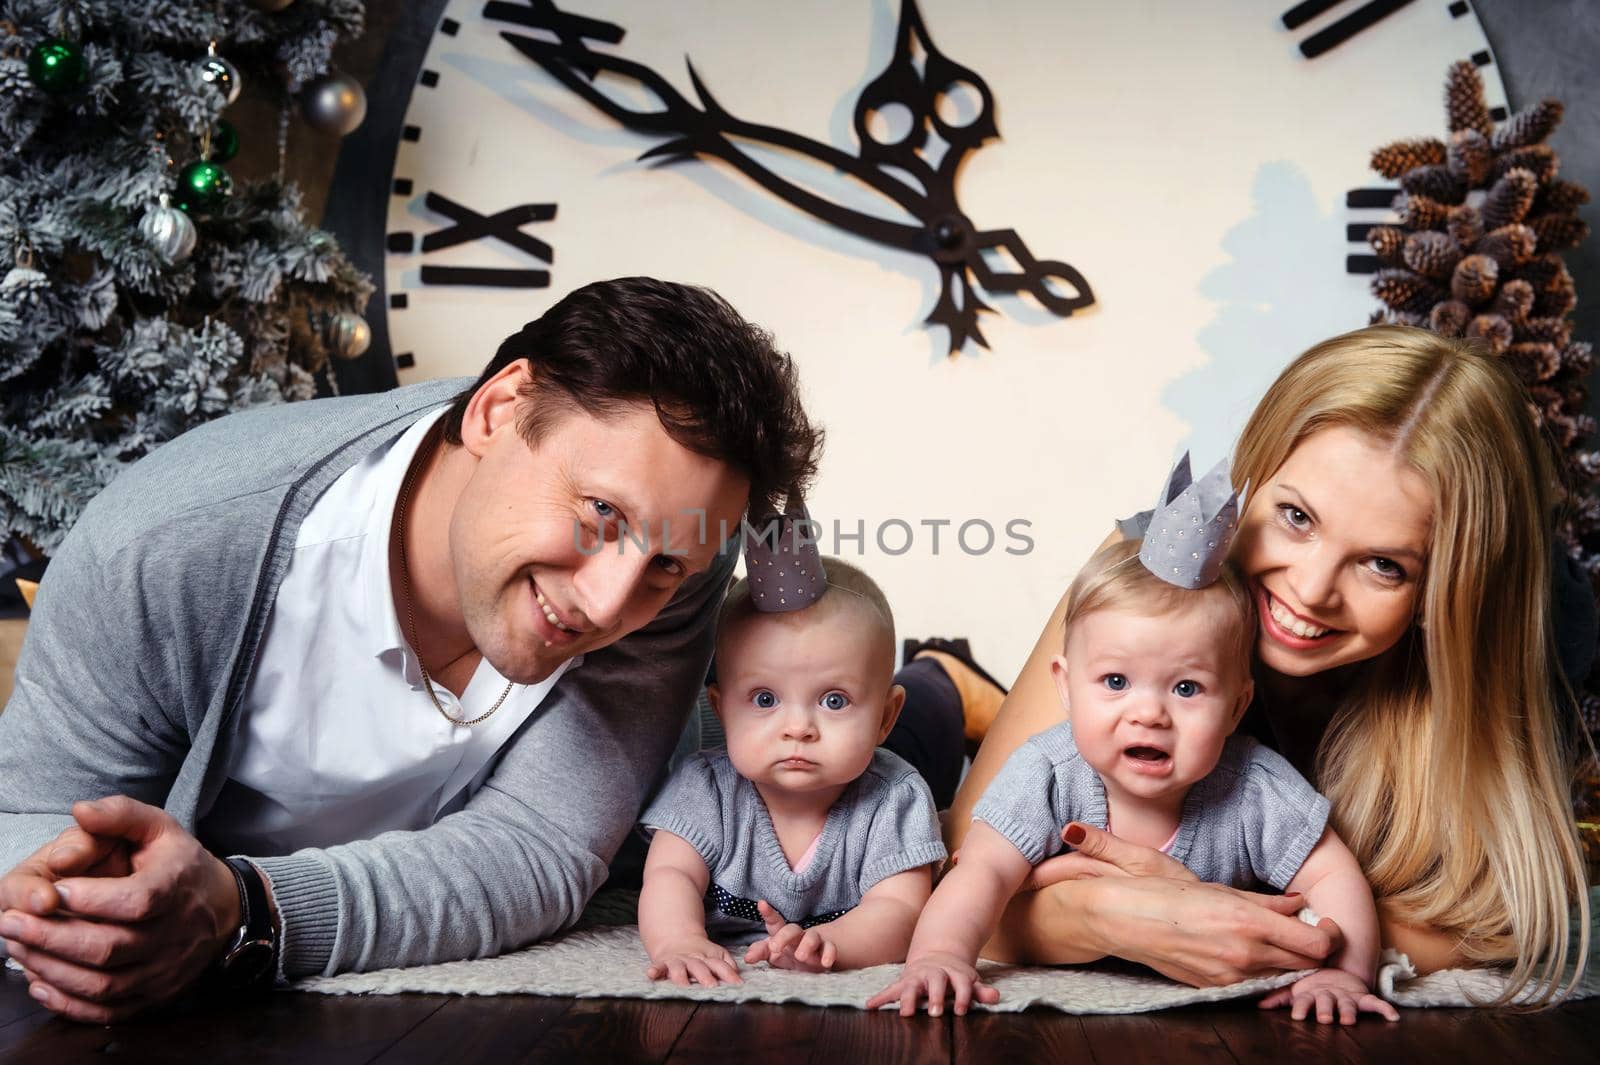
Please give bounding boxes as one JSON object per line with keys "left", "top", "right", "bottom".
{"left": 0, "top": 380, "right": 733, "bottom": 978}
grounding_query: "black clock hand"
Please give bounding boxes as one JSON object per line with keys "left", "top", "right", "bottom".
{"left": 483, "top": 0, "right": 1095, "bottom": 352}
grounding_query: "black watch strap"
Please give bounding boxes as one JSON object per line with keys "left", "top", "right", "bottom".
{"left": 219, "top": 857, "right": 277, "bottom": 990}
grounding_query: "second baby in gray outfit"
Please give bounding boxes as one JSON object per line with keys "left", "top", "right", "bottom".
{"left": 638, "top": 556, "right": 945, "bottom": 988}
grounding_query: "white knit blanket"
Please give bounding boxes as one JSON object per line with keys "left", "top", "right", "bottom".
{"left": 294, "top": 890, "right": 1600, "bottom": 1012}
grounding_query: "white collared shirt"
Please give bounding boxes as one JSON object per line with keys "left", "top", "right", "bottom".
{"left": 200, "top": 407, "right": 580, "bottom": 857}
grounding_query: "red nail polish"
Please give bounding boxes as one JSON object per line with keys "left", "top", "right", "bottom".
{"left": 1064, "top": 824, "right": 1086, "bottom": 846}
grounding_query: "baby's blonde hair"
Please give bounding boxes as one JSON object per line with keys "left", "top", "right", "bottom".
{"left": 1062, "top": 539, "right": 1256, "bottom": 679}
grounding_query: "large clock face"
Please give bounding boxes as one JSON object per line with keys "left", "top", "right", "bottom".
{"left": 382, "top": 0, "right": 1505, "bottom": 683}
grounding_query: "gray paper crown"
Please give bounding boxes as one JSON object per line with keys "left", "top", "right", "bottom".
{"left": 1116, "top": 453, "right": 1245, "bottom": 590}
{"left": 743, "top": 502, "right": 827, "bottom": 612}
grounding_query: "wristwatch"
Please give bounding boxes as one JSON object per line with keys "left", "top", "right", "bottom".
{"left": 217, "top": 857, "right": 278, "bottom": 990}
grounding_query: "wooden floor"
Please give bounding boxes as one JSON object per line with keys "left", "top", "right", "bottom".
{"left": 3, "top": 968, "right": 1598, "bottom": 1063}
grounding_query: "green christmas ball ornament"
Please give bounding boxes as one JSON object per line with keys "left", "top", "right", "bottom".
{"left": 209, "top": 119, "right": 240, "bottom": 163}
{"left": 174, "top": 160, "right": 233, "bottom": 214}
{"left": 28, "top": 38, "right": 87, "bottom": 95}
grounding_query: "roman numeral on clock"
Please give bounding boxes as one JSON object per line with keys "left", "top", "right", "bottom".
{"left": 1345, "top": 185, "right": 1398, "bottom": 274}
{"left": 1281, "top": 0, "right": 1416, "bottom": 58}
{"left": 395, "top": 192, "right": 557, "bottom": 288}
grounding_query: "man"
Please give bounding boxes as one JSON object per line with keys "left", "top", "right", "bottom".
{"left": 0, "top": 278, "right": 822, "bottom": 1022}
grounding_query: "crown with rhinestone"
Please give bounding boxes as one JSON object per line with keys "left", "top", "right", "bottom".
{"left": 742, "top": 501, "right": 828, "bottom": 612}
{"left": 1116, "top": 453, "right": 1246, "bottom": 590}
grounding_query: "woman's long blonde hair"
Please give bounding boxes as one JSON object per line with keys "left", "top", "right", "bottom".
{"left": 1234, "top": 325, "right": 1591, "bottom": 1005}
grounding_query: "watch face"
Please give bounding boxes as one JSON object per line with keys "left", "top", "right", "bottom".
{"left": 221, "top": 939, "right": 276, "bottom": 990}
{"left": 381, "top": 0, "right": 1504, "bottom": 681}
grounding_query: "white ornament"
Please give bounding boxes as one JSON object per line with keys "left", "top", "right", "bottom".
{"left": 300, "top": 70, "right": 367, "bottom": 136}
{"left": 328, "top": 311, "right": 372, "bottom": 359}
{"left": 139, "top": 194, "right": 197, "bottom": 263}
{"left": 198, "top": 42, "right": 241, "bottom": 106}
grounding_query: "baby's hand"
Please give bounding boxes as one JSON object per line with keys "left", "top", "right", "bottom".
{"left": 645, "top": 937, "right": 743, "bottom": 988}
{"left": 1259, "top": 967, "right": 1399, "bottom": 1025}
{"left": 865, "top": 951, "right": 999, "bottom": 1017}
{"left": 743, "top": 899, "right": 837, "bottom": 972}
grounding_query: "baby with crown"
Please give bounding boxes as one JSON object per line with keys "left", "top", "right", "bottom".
{"left": 636, "top": 507, "right": 946, "bottom": 988}
{"left": 869, "top": 456, "right": 1399, "bottom": 1025}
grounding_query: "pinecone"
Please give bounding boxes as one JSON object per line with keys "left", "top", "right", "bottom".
{"left": 1466, "top": 312, "right": 1514, "bottom": 354}
{"left": 1489, "top": 145, "right": 1559, "bottom": 185}
{"left": 1451, "top": 254, "right": 1499, "bottom": 304}
{"left": 1447, "top": 129, "right": 1492, "bottom": 185}
{"left": 1476, "top": 224, "right": 1537, "bottom": 270}
{"left": 1536, "top": 273, "right": 1577, "bottom": 318}
{"left": 1506, "top": 341, "right": 1562, "bottom": 383}
{"left": 1490, "top": 278, "right": 1535, "bottom": 323}
{"left": 1538, "top": 180, "right": 1591, "bottom": 215}
{"left": 1400, "top": 164, "right": 1466, "bottom": 205}
{"left": 1565, "top": 341, "right": 1595, "bottom": 376}
{"left": 1373, "top": 270, "right": 1446, "bottom": 316}
{"left": 1530, "top": 213, "right": 1591, "bottom": 252}
{"left": 1518, "top": 316, "right": 1574, "bottom": 347}
{"left": 1367, "top": 225, "right": 1406, "bottom": 264}
{"left": 1512, "top": 254, "right": 1568, "bottom": 293}
{"left": 1483, "top": 168, "right": 1539, "bottom": 230}
{"left": 1371, "top": 137, "right": 1447, "bottom": 179}
{"left": 1445, "top": 59, "right": 1494, "bottom": 137}
{"left": 1429, "top": 300, "right": 1471, "bottom": 337}
{"left": 1491, "top": 99, "right": 1564, "bottom": 151}
{"left": 1396, "top": 193, "right": 1450, "bottom": 230}
{"left": 1401, "top": 231, "right": 1463, "bottom": 280}
{"left": 1447, "top": 205, "right": 1485, "bottom": 247}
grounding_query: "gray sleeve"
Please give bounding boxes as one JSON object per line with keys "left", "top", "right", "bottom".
{"left": 250, "top": 545, "right": 735, "bottom": 978}
{"left": 0, "top": 516, "right": 193, "bottom": 888}
{"left": 639, "top": 753, "right": 724, "bottom": 872}
{"left": 858, "top": 773, "right": 948, "bottom": 895}
{"left": 1239, "top": 744, "right": 1332, "bottom": 891}
{"left": 970, "top": 740, "right": 1069, "bottom": 866}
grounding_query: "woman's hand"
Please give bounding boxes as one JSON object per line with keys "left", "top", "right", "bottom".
{"left": 865, "top": 951, "right": 1000, "bottom": 1017}
{"left": 1064, "top": 876, "right": 1344, "bottom": 987}
{"left": 1020, "top": 822, "right": 1198, "bottom": 889}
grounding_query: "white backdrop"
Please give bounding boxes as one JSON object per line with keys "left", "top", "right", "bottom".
{"left": 383, "top": 0, "right": 1505, "bottom": 683}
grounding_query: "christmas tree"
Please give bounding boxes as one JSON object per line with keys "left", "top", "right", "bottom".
{"left": 0, "top": 0, "right": 373, "bottom": 555}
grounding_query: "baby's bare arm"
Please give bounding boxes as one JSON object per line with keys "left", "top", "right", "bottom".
{"left": 638, "top": 830, "right": 716, "bottom": 961}
{"left": 908, "top": 822, "right": 1036, "bottom": 964}
{"left": 1286, "top": 828, "right": 1382, "bottom": 984}
{"left": 805, "top": 866, "right": 933, "bottom": 970}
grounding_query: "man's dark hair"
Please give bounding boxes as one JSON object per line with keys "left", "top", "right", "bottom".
{"left": 442, "top": 277, "right": 822, "bottom": 517}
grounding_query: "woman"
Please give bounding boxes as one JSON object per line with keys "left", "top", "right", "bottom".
{"left": 948, "top": 325, "right": 1594, "bottom": 1005}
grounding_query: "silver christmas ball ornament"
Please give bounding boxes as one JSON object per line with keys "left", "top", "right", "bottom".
{"left": 300, "top": 70, "right": 367, "bottom": 135}
{"left": 140, "top": 195, "right": 198, "bottom": 263}
{"left": 198, "top": 50, "right": 241, "bottom": 105}
{"left": 247, "top": 0, "right": 297, "bottom": 11}
{"left": 328, "top": 311, "right": 371, "bottom": 359}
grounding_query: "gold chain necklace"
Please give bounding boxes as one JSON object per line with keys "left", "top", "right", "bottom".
{"left": 395, "top": 439, "right": 512, "bottom": 727}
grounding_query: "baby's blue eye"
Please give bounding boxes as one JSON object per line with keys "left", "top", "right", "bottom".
{"left": 1103, "top": 674, "right": 1128, "bottom": 691}
{"left": 1173, "top": 679, "right": 1200, "bottom": 698}
{"left": 753, "top": 690, "right": 778, "bottom": 709}
{"left": 822, "top": 692, "right": 850, "bottom": 711}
